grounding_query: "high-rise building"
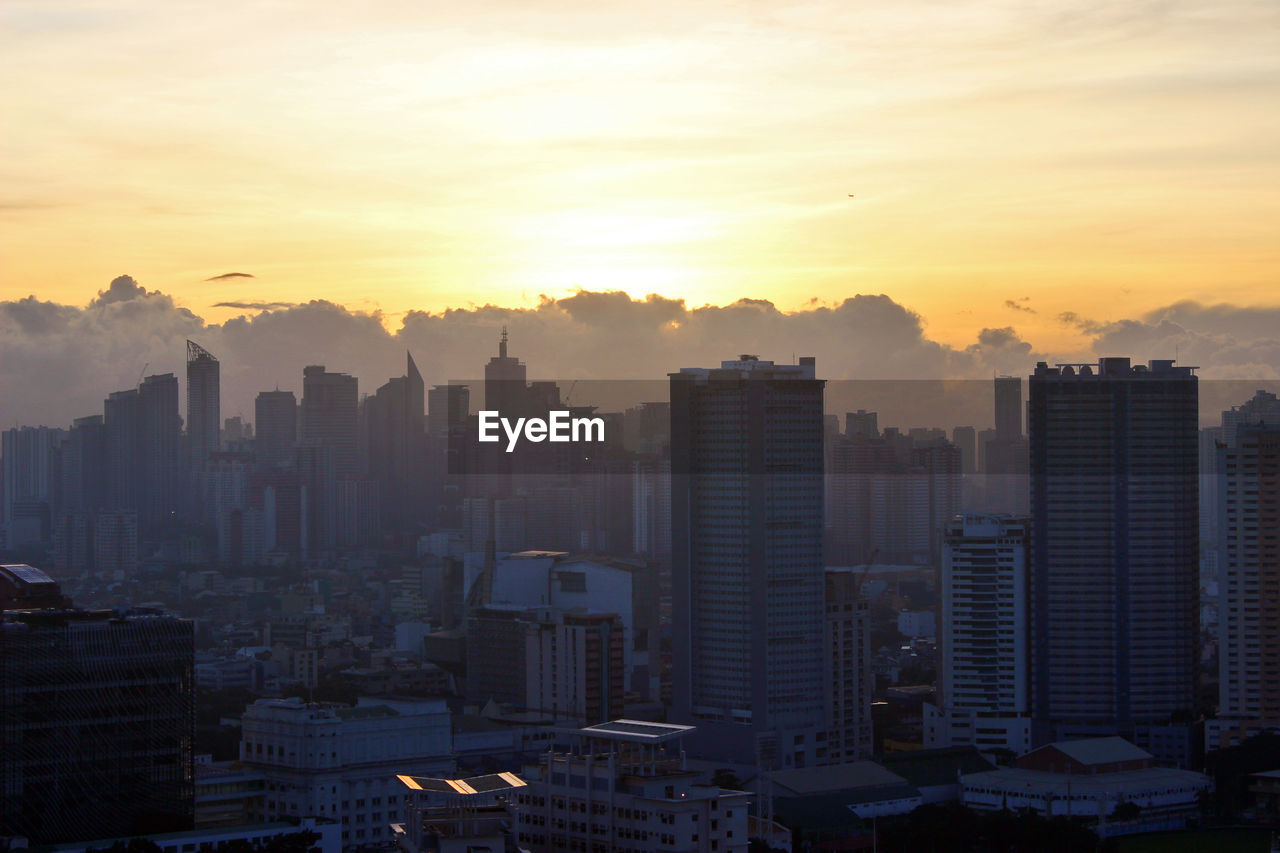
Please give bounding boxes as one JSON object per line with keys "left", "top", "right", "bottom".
{"left": 670, "top": 355, "right": 826, "bottom": 767}
{"left": 484, "top": 327, "right": 527, "bottom": 415}
{"left": 301, "top": 365, "right": 358, "bottom": 480}
{"left": 105, "top": 388, "right": 141, "bottom": 513}
{"left": 186, "top": 340, "right": 220, "bottom": 477}
{"left": 824, "top": 568, "right": 873, "bottom": 763}
{"left": 61, "top": 415, "right": 108, "bottom": 514}
{"left": 254, "top": 390, "right": 298, "bottom": 471}
{"left": 364, "top": 353, "right": 427, "bottom": 534}
{"left": 1028, "top": 358, "right": 1198, "bottom": 764}
{"left": 2, "top": 425, "right": 66, "bottom": 546}
{"left": 994, "top": 376, "right": 1022, "bottom": 441}
{"left": 1211, "top": 419, "right": 1280, "bottom": 749}
{"left": 139, "top": 372, "right": 183, "bottom": 529}
{"left": 925, "top": 514, "right": 1032, "bottom": 755}
{"left": 0, "top": 606, "right": 195, "bottom": 844}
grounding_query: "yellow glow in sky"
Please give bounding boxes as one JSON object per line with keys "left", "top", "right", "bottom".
{"left": 2, "top": 0, "right": 1278, "bottom": 351}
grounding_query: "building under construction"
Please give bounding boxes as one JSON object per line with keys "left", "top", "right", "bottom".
{"left": 0, "top": 603, "right": 195, "bottom": 844}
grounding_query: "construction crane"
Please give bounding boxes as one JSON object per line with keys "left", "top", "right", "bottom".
{"left": 136, "top": 362, "right": 149, "bottom": 387}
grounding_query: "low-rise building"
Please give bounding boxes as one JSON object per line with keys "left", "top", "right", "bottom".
{"left": 962, "top": 737, "right": 1211, "bottom": 837}
{"left": 239, "top": 696, "right": 453, "bottom": 850}
{"left": 510, "top": 719, "right": 751, "bottom": 853}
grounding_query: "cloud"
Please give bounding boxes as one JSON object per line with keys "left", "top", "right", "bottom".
{"left": 212, "top": 300, "right": 296, "bottom": 311}
{"left": 3, "top": 279, "right": 1276, "bottom": 431}
{"left": 205, "top": 272, "right": 255, "bottom": 281}
{"left": 1004, "top": 298, "right": 1036, "bottom": 314}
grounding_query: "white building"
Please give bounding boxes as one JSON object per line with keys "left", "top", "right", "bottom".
{"left": 510, "top": 720, "right": 751, "bottom": 853}
{"left": 962, "top": 738, "right": 1211, "bottom": 837}
{"left": 925, "top": 514, "right": 1032, "bottom": 756}
{"left": 239, "top": 696, "right": 453, "bottom": 850}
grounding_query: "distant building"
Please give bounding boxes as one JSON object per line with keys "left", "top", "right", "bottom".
{"left": 2, "top": 424, "right": 65, "bottom": 546}
{"left": 255, "top": 390, "right": 298, "bottom": 472}
{"left": 0, "top": 608, "right": 195, "bottom": 844}
{"left": 926, "top": 514, "right": 1032, "bottom": 756}
{"left": 187, "top": 340, "right": 221, "bottom": 514}
{"left": 0, "top": 563, "right": 69, "bottom": 609}
{"left": 139, "top": 372, "right": 183, "bottom": 529}
{"left": 364, "top": 352, "right": 426, "bottom": 535}
{"left": 239, "top": 696, "right": 453, "bottom": 851}
{"left": 301, "top": 365, "right": 359, "bottom": 480}
{"left": 510, "top": 720, "right": 751, "bottom": 853}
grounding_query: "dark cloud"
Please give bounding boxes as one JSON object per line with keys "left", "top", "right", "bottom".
{"left": 205, "top": 272, "right": 256, "bottom": 282}
{"left": 212, "top": 300, "right": 297, "bottom": 311}
{"left": 1004, "top": 299, "right": 1037, "bottom": 314}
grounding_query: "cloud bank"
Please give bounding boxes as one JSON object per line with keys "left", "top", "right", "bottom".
{"left": 1, "top": 276, "right": 1276, "bottom": 430}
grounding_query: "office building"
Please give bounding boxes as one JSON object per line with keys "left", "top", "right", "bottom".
{"left": 925, "top": 514, "right": 1032, "bottom": 755}
{"left": 1029, "top": 358, "right": 1198, "bottom": 764}
{"left": 671, "top": 355, "right": 826, "bottom": 767}
{"left": 60, "top": 415, "right": 108, "bottom": 514}
{"left": 0, "top": 607, "right": 195, "bottom": 844}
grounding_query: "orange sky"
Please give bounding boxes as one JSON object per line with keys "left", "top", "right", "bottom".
{"left": 3, "top": 0, "right": 1278, "bottom": 353}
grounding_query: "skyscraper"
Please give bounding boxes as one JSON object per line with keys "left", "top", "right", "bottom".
{"left": 671, "top": 355, "right": 826, "bottom": 768}
{"left": 104, "top": 388, "right": 141, "bottom": 513}
{"left": 254, "top": 389, "right": 298, "bottom": 471}
{"left": 994, "top": 375, "right": 1022, "bottom": 441}
{"left": 483, "top": 326, "right": 527, "bottom": 415}
{"left": 1, "top": 425, "right": 66, "bottom": 547}
{"left": 139, "top": 372, "right": 183, "bottom": 529}
{"left": 186, "top": 340, "right": 220, "bottom": 475}
{"left": 364, "top": 352, "right": 427, "bottom": 535}
{"left": 301, "top": 365, "right": 358, "bottom": 479}
{"left": 1029, "top": 358, "right": 1198, "bottom": 763}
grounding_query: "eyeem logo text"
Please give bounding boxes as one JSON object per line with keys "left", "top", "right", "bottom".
{"left": 478, "top": 410, "right": 606, "bottom": 452}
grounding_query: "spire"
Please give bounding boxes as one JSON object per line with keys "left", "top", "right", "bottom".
{"left": 499, "top": 325, "right": 508, "bottom": 359}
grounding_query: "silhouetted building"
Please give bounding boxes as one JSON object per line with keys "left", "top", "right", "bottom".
{"left": 364, "top": 352, "right": 426, "bottom": 536}
{"left": 105, "top": 388, "right": 141, "bottom": 514}
{"left": 484, "top": 326, "right": 527, "bottom": 415}
{"left": 186, "top": 340, "right": 220, "bottom": 482}
{"left": 139, "top": 372, "right": 183, "bottom": 529}
{"left": 1029, "top": 358, "right": 1198, "bottom": 764}
{"left": 301, "top": 365, "right": 358, "bottom": 480}
{"left": 61, "top": 415, "right": 108, "bottom": 514}
{"left": 2, "top": 425, "right": 65, "bottom": 547}
{"left": 0, "top": 608, "right": 195, "bottom": 844}
{"left": 254, "top": 389, "right": 297, "bottom": 471}
{"left": 671, "top": 355, "right": 827, "bottom": 767}
{"left": 0, "top": 563, "right": 69, "bottom": 609}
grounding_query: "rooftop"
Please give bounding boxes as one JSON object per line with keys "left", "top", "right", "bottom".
{"left": 770, "top": 761, "right": 909, "bottom": 796}
{"left": 398, "top": 771, "right": 527, "bottom": 796}
{"left": 579, "top": 719, "right": 695, "bottom": 744}
{"left": 1039, "top": 736, "right": 1152, "bottom": 767}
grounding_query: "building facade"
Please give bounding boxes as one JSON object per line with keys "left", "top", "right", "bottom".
{"left": 1028, "top": 358, "right": 1199, "bottom": 764}
{"left": 671, "top": 356, "right": 827, "bottom": 767}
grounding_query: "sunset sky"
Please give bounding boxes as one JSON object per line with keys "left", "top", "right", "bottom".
{"left": 2, "top": 0, "right": 1279, "bottom": 354}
